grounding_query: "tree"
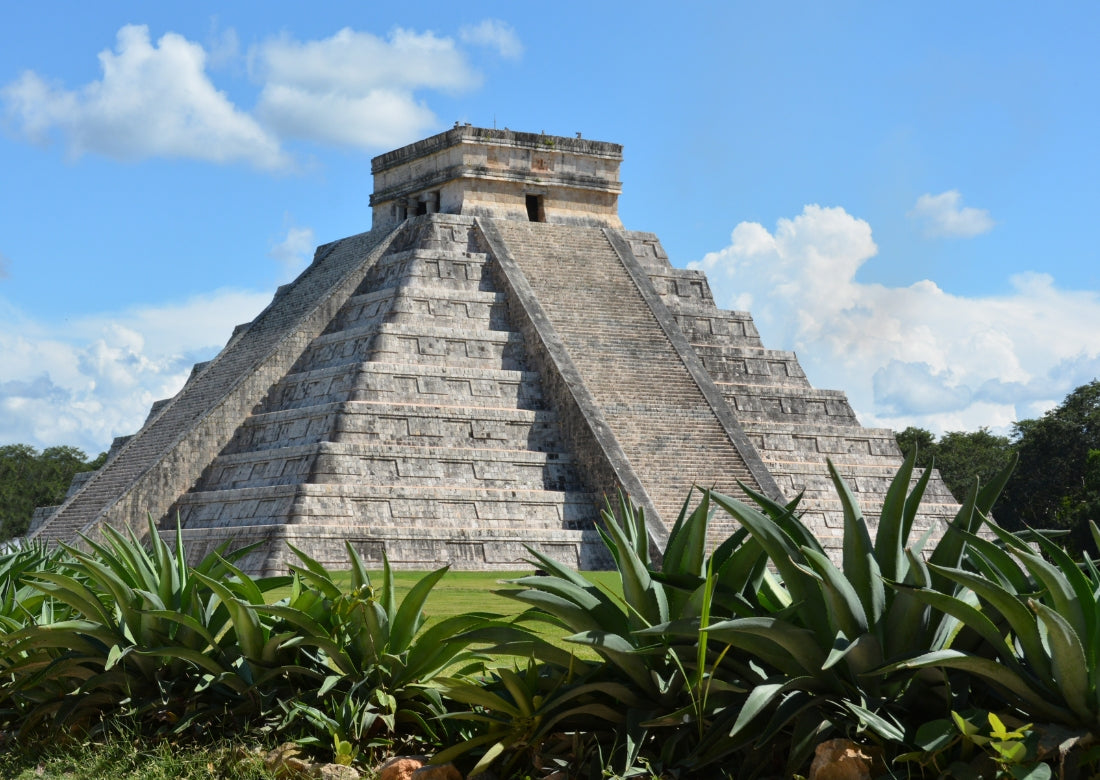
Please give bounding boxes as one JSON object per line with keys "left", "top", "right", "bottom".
{"left": 0, "top": 444, "right": 105, "bottom": 541}
{"left": 934, "top": 428, "right": 1014, "bottom": 501}
{"left": 998, "top": 380, "right": 1100, "bottom": 554}
{"left": 895, "top": 426, "right": 937, "bottom": 470}
{"left": 895, "top": 426, "right": 1013, "bottom": 503}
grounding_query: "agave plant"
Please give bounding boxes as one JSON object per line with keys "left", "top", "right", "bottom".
{"left": 879, "top": 517, "right": 1100, "bottom": 741}
{"left": 0, "top": 518, "right": 292, "bottom": 733}
{"left": 0, "top": 541, "right": 63, "bottom": 631}
{"left": 434, "top": 658, "right": 634, "bottom": 778}
{"left": 688, "top": 450, "right": 1016, "bottom": 769}
{"left": 257, "top": 543, "right": 489, "bottom": 752}
{"left": 445, "top": 493, "right": 760, "bottom": 776}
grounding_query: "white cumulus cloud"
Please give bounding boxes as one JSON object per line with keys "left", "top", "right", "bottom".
{"left": 0, "top": 288, "right": 272, "bottom": 454}
{"left": 908, "top": 190, "right": 995, "bottom": 238}
{"left": 252, "top": 26, "right": 486, "bottom": 150}
{"left": 460, "top": 20, "right": 524, "bottom": 60}
{"left": 1, "top": 25, "right": 287, "bottom": 169}
{"left": 692, "top": 205, "right": 1100, "bottom": 435}
{"left": 3, "top": 21, "right": 523, "bottom": 166}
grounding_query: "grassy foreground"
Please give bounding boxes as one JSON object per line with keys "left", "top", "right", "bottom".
{"left": 9, "top": 453, "right": 1100, "bottom": 777}
{"left": 0, "top": 732, "right": 279, "bottom": 780}
{"left": 0, "top": 570, "right": 620, "bottom": 780}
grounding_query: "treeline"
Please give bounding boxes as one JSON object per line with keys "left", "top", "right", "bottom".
{"left": 0, "top": 445, "right": 106, "bottom": 541}
{"left": 897, "top": 379, "right": 1100, "bottom": 554}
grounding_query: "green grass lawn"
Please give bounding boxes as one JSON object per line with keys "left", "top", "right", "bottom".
{"left": 391, "top": 568, "right": 624, "bottom": 621}
{"left": 265, "top": 567, "right": 625, "bottom": 660}
{"left": 267, "top": 568, "right": 624, "bottom": 623}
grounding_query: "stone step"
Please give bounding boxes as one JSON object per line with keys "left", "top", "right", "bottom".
{"left": 330, "top": 283, "right": 509, "bottom": 331}
{"left": 663, "top": 305, "right": 763, "bottom": 348}
{"left": 369, "top": 249, "right": 494, "bottom": 293}
{"left": 322, "top": 285, "right": 397, "bottom": 333}
{"left": 262, "top": 362, "right": 362, "bottom": 411}
{"left": 354, "top": 362, "right": 547, "bottom": 409}
{"left": 386, "top": 287, "right": 508, "bottom": 329}
{"left": 718, "top": 385, "right": 857, "bottom": 424}
{"left": 265, "top": 362, "right": 548, "bottom": 413}
{"left": 293, "top": 321, "right": 527, "bottom": 373}
{"left": 646, "top": 269, "right": 714, "bottom": 303}
{"left": 196, "top": 441, "right": 582, "bottom": 491}
{"left": 692, "top": 344, "right": 811, "bottom": 386}
{"left": 224, "top": 401, "right": 567, "bottom": 454}
{"left": 174, "top": 523, "right": 612, "bottom": 573}
{"left": 369, "top": 323, "right": 528, "bottom": 369}
{"left": 763, "top": 461, "right": 959, "bottom": 502}
{"left": 174, "top": 483, "right": 600, "bottom": 533}
{"left": 741, "top": 421, "right": 901, "bottom": 460}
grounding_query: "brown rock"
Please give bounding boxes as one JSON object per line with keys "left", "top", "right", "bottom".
{"left": 377, "top": 756, "right": 429, "bottom": 780}
{"left": 807, "top": 738, "right": 878, "bottom": 780}
{"left": 312, "top": 764, "right": 361, "bottom": 780}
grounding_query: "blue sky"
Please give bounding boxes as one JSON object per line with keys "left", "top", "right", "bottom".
{"left": 2, "top": 2, "right": 1098, "bottom": 455}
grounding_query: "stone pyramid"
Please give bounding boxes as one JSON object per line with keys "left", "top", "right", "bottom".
{"left": 29, "top": 126, "right": 958, "bottom": 573}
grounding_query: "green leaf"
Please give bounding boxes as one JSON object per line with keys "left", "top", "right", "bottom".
{"left": 504, "top": 575, "right": 624, "bottom": 631}
{"left": 955, "top": 530, "right": 1030, "bottom": 593}
{"left": 439, "top": 680, "right": 523, "bottom": 719}
{"left": 389, "top": 566, "right": 449, "bottom": 653}
{"left": 191, "top": 571, "right": 265, "bottom": 661}
{"left": 872, "top": 447, "right": 917, "bottom": 583}
{"left": 839, "top": 700, "right": 905, "bottom": 741}
{"left": 704, "top": 617, "right": 826, "bottom": 676}
{"left": 913, "top": 718, "right": 956, "bottom": 752}
{"left": 801, "top": 546, "right": 869, "bottom": 638}
{"left": 1030, "top": 599, "right": 1091, "bottom": 723}
{"left": 880, "top": 650, "right": 1071, "bottom": 723}
{"left": 927, "top": 563, "right": 1052, "bottom": 683}
{"left": 24, "top": 572, "right": 114, "bottom": 626}
{"left": 599, "top": 503, "right": 668, "bottom": 628}
{"left": 822, "top": 631, "right": 881, "bottom": 677}
{"left": 823, "top": 460, "right": 883, "bottom": 629}
{"left": 728, "top": 676, "right": 816, "bottom": 740}
{"left": 1011, "top": 544, "right": 1089, "bottom": 644}
{"left": 928, "top": 480, "right": 982, "bottom": 582}
{"left": 901, "top": 458, "right": 933, "bottom": 550}
{"left": 563, "top": 629, "right": 655, "bottom": 675}
{"left": 344, "top": 541, "right": 372, "bottom": 593}
{"left": 1026, "top": 530, "right": 1096, "bottom": 645}
{"left": 708, "top": 489, "right": 830, "bottom": 640}
{"left": 663, "top": 489, "right": 709, "bottom": 581}
{"left": 737, "top": 483, "right": 822, "bottom": 555}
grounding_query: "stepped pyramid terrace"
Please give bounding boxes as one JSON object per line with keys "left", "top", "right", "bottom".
{"left": 29, "top": 125, "right": 959, "bottom": 574}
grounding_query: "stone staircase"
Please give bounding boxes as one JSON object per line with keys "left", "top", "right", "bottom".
{"left": 172, "top": 216, "right": 605, "bottom": 573}
{"left": 29, "top": 229, "right": 396, "bottom": 549}
{"left": 487, "top": 220, "right": 776, "bottom": 541}
{"left": 623, "top": 231, "right": 958, "bottom": 549}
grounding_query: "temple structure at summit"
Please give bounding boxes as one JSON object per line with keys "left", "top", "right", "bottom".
{"left": 29, "top": 125, "right": 958, "bottom": 573}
